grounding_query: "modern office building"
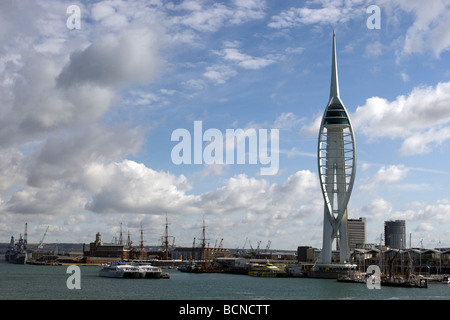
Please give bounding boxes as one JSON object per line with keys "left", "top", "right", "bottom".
{"left": 384, "top": 220, "right": 406, "bottom": 249}
{"left": 317, "top": 31, "right": 357, "bottom": 264}
{"left": 348, "top": 217, "right": 366, "bottom": 251}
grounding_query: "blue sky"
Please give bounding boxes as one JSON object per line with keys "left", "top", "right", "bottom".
{"left": 1, "top": 0, "right": 450, "bottom": 251}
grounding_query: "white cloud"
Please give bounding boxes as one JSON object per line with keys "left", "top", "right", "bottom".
{"left": 194, "top": 164, "right": 230, "bottom": 178}
{"left": 272, "top": 112, "right": 302, "bottom": 130}
{"left": 352, "top": 81, "right": 450, "bottom": 155}
{"left": 229, "top": 0, "right": 267, "bottom": 24}
{"left": 4, "top": 180, "right": 86, "bottom": 216}
{"left": 170, "top": 3, "right": 233, "bottom": 32}
{"left": 268, "top": 0, "right": 366, "bottom": 28}
{"left": 168, "top": 0, "right": 266, "bottom": 32}
{"left": 0, "top": 53, "right": 116, "bottom": 148}
{"left": 299, "top": 112, "right": 323, "bottom": 138}
{"left": 357, "top": 197, "right": 393, "bottom": 222}
{"left": 400, "top": 71, "right": 409, "bottom": 82}
{"left": 217, "top": 47, "right": 277, "bottom": 69}
{"left": 359, "top": 165, "right": 409, "bottom": 191}
{"left": 90, "top": 2, "right": 129, "bottom": 29}
{"left": 197, "top": 170, "right": 320, "bottom": 217}
{"left": 282, "top": 147, "right": 316, "bottom": 159}
{"left": 0, "top": 2, "right": 168, "bottom": 154}
{"left": 203, "top": 64, "right": 238, "bottom": 84}
{"left": 415, "top": 222, "right": 434, "bottom": 232}
{"left": 0, "top": 148, "right": 26, "bottom": 192}
{"left": 391, "top": 0, "right": 450, "bottom": 57}
{"left": 203, "top": 42, "right": 282, "bottom": 84}
{"left": 91, "top": 2, "right": 117, "bottom": 21}
{"left": 267, "top": 0, "right": 450, "bottom": 58}
{"left": 3, "top": 156, "right": 322, "bottom": 229}
{"left": 390, "top": 199, "right": 450, "bottom": 224}
{"left": 365, "top": 41, "right": 383, "bottom": 57}
{"left": 26, "top": 124, "right": 145, "bottom": 187}
{"left": 399, "top": 126, "right": 450, "bottom": 155}
{"left": 85, "top": 160, "right": 197, "bottom": 214}
{"left": 58, "top": 28, "right": 163, "bottom": 88}
{"left": 0, "top": 2, "right": 166, "bottom": 223}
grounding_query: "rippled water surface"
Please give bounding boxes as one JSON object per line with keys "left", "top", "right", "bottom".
{"left": 1, "top": 260, "right": 450, "bottom": 300}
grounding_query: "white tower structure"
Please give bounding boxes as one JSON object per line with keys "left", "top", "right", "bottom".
{"left": 317, "top": 31, "right": 356, "bottom": 264}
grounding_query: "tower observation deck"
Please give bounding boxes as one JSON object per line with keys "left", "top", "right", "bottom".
{"left": 317, "top": 31, "right": 356, "bottom": 265}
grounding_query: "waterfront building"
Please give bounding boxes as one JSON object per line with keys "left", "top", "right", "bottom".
{"left": 171, "top": 246, "right": 231, "bottom": 261}
{"left": 297, "top": 246, "right": 315, "bottom": 263}
{"left": 348, "top": 217, "right": 366, "bottom": 251}
{"left": 83, "top": 232, "right": 131, "bottom": 261}
{"left": 317, "top": 31, "right": 356, "bottom": 265}
{"left": 384, "top": 220, "right": 406, "bottom": 249}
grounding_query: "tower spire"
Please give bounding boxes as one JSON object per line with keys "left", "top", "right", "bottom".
{"left": 329, "top": 30, "right": 340, "bottom": 103}
{"left": 317, "top": 31, "right": 356, "bottom": 266}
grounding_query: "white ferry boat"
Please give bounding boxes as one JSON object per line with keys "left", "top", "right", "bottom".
{"left": 98, "top": 262, "right": 140, "bottom": 278}
{"left": 132, "top": 261, "right": 162, "bottom": 279}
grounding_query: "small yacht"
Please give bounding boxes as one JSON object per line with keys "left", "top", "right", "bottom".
{"left": 98, "top": 262, "right": 140, "bottom": 278}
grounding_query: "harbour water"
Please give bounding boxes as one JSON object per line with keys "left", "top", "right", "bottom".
{"left": 1, "top": 259, "right": 449, "bottom": 301}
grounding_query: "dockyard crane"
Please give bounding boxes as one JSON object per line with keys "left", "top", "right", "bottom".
{"left": 38, "top": 226, "right": 49, "bottom": 249}
{"left": 24, "top": 223, "right": 28, "bottom": 246}
{"left": 387, "top": 249, "right": 401, "bottom": 280}
{"left": 242, "top": 237, "right": 248, "bottom": 250}
{"left": 191, "top": 237, "right": 196, "bottom": 260}
{"left": 256, "top": 241, "right": 261, "bottom": 255}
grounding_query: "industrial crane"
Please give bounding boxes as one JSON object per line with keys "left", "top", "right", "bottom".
{"left": 38, "top": 226, "right": 49, "bottom": 249}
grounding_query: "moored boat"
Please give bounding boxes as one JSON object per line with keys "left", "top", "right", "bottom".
{"left": 5, "top": 230, "right": 28, "bottom": 265}
{"left": 381, "top": 277, "right": 428, "bottom": 288}
{"left": 98, "top": 262, "right": 140, "bottom": 278}
{"left": 248, "top": 263, "right": 286, "bottom": 277}
{"left": 377, "top": 273, "right": 428, "bottom": 288}
{"left": 132, "top": 261, "right": 162, "bottom": 279}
